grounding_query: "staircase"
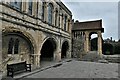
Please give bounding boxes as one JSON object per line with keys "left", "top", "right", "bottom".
{"left": 104, "top": 55, "right": 120, "bottom": 63}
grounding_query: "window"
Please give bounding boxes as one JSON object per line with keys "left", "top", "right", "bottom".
{"left": 42, "top": 2, "right": 46, "bottom": 20}
{"left": 14, "top": 39, "right": 19, "bottom": 54}
{"left": 48, "top": 3, "right": 53, "bottom": 24}
{"left": 59, "top": 8, "right": 62, "bottom": 28}
{"left": 8, "top": 38, "right": 19, "bottom": 54}
{"left": 58, "top": 13, "right": 60, "bottom": 27}
{"left": 64, "top": 15, "right": 67, "bottom": 31}
{"left": 8, "top": 38, "right": 14, "bottom": 54}
{"left": 68, "top": 20, "right": 70, "bottom": 31}
{"left": 55, "top": 10, "right": 58, "bottom": 27}
{"left": 10, "top": 0, "right": 22, "bottom": 10}
{"left": 28, "top": 0, "right": 32, "bottom": 15}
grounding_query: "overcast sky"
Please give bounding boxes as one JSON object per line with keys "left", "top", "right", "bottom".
{"left": 61, "top": 0, "right": 119, "bottom": 40}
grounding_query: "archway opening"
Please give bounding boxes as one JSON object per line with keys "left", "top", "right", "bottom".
{"left": 89, "top": 32, "right": 98, "bottom": 51}
{"left": 61, "top": 41, "right": 69, "bottom": 58}
{"left": 40, "top": 38, "right": 56, "bottom": 61}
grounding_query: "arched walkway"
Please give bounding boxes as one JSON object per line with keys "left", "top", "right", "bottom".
{"left": 40, "top": 38, "right": 56, "bottom": 61}
{"left": 85, "top": 31, "right": 103, "bottom": 55}
{"left": 61, "top": 41, "right": 69, "bottom": 58}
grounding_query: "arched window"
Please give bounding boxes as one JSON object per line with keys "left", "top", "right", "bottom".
{"left": 28, "top": 0, "right": 32, "bottom": 15}
{"left": 8, "top": 38, "right": 14, "bottom": 54}
{"left": 14, "top": 39, "right": 19, "bottom": 54}
{"left": 67, "top": 19, "right": 70, "bottom": 32}
{"left": 55, "top": 10, "right": 58, "bottom": 27}
{"left": 10, "top": 0, "right": 22, "bottom": 10}
{"left": 42, "top": 2, "right": 46, "bottom": 20}
{"left": 8, "top": 38, "right": 19, "bottom": 54}
{"left": 48, "top": 3, "right": 53, "bottom": 24}
{"left": 64, "top": 15, "right": 67, "bottom": 31}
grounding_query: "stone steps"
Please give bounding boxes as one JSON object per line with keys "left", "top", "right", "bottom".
{"left": 105, "top": 56, "right": 120, "bottom": 63}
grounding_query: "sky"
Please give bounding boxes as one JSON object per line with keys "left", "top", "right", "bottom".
{"left": 61, "top": 0, "right": 119, "bottom": 40}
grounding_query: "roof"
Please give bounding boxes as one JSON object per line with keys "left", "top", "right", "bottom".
{"left": 72, "top": 20, "right": 103, "bottom": 31}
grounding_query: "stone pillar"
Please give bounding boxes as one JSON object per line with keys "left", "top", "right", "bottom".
{"left": 45, "top": 3, "right": 48, "bottom": 22}
{"left": 85, "top": 32, "right": 89, "bottom": 53}
{"left": 98, "top": 32, "right": 102, "bottom": 56}
{"left": 32, "top": 42, "right": 41, "bottom": 68}
{"left": 32, "top": 1, "right": 37, "bottom": 17}
{"left": 22, "top": 0, "right": 26, "bottom": 12}
{"left": 54, "top": 50, "right": 61, "bottom": 62}
{"left": 25, "top": 0, "right": 29, "bottom": 13}
{"left": 66, "top": 50, "right": 71, "bottom": 58}
{"left": 62, "top": 15, "right": 64, "bottom": 30}
{"left": 54, "top": 41, "right": 61, "bottom": 62}
{"left": 59, "top": 14, "right": 62, "bottom": 29}
{"left": 67, "top": 40, "right": 71, "bottom": 58}
{"left": 38, "top": 1, "right": 42, "bottom": 19}
{"left": 32, "top": 54, "right": 40, "bottom": 68}
{"left": 53, "top": 9, "right": 55, "bottom": 26}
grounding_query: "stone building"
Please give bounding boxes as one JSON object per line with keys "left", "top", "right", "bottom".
{"left": 72, "top": 20, "right": 104, "bottom": 58}
{"left": 0, "top": 0, "right": 72, "bottom": 76}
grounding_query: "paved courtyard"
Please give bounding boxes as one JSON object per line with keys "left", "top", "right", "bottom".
{"left": 20, "top": 60, "right": 119, "bottom": 78}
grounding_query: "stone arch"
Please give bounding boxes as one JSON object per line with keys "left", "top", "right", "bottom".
{"left": 2, "top": 29, "right": 36, "bottom": 64}
{"left": 40, "top": 37, "right": 57, "bottom": 62}
{"left": 85, "top": 30, "right": 103, "bottom": 55}
{"left": 61, "top": 40, "right": 69, "bottom": 58}
{"left": 2, "top": 28, "right": 37, "bottom": 53}
{"left": 89, "top": 32, "right": 98, "bottom": 51}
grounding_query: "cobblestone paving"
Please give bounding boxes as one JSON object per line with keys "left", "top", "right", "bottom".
{"left": 24, "top": 60, "right": 119, "bottom": 78}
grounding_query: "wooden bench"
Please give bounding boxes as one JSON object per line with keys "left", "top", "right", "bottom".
{"left": 7, "top": 61, "right": 31, "bottom": 78}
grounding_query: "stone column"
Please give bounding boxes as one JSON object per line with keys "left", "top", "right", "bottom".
{"left": 98, "top": 32, "right": 102, "bottom": 56}
{"left": 85, "top": 32, "right": 89, "bottom": 53}
{"left": 22, "top": 0, "right": 26, "bottom": 12}
{"left": 25, "top": 0, "right": 29, "bottom": 13}
{"left": 38, "top": 1, "right": 42, "bottom": 19}
{"left": 45, "top": 3, "right": 48, "bottom": 22}
{"left": 67, "top": 40, "right": 71, "bottom": 58}
{"left": 32, "top": 1, "right": 37, "bottom": 17}
{"left": 53, "top": 9, "right": 55, "bottom": 26}
{"left": 32, "top": 54, "right": 40, "bottom": 68}
{"left": 67, "top": 49, "right": 71, "bottom": 58}
{"left": 54, "top": 41, "right": 61, "bottom": 62}
{"left": 59, "top": 14, "right": 62, "bottom": 29}
{"left": 62, "top": 15, "right": 64, "bottom": 30}
{"left": 54, "top": 50, "right": 61, "bottom": 62}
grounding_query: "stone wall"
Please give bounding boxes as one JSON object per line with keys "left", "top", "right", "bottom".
{"left": 72, "top": 36, "right": 84, "bottom": 58}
